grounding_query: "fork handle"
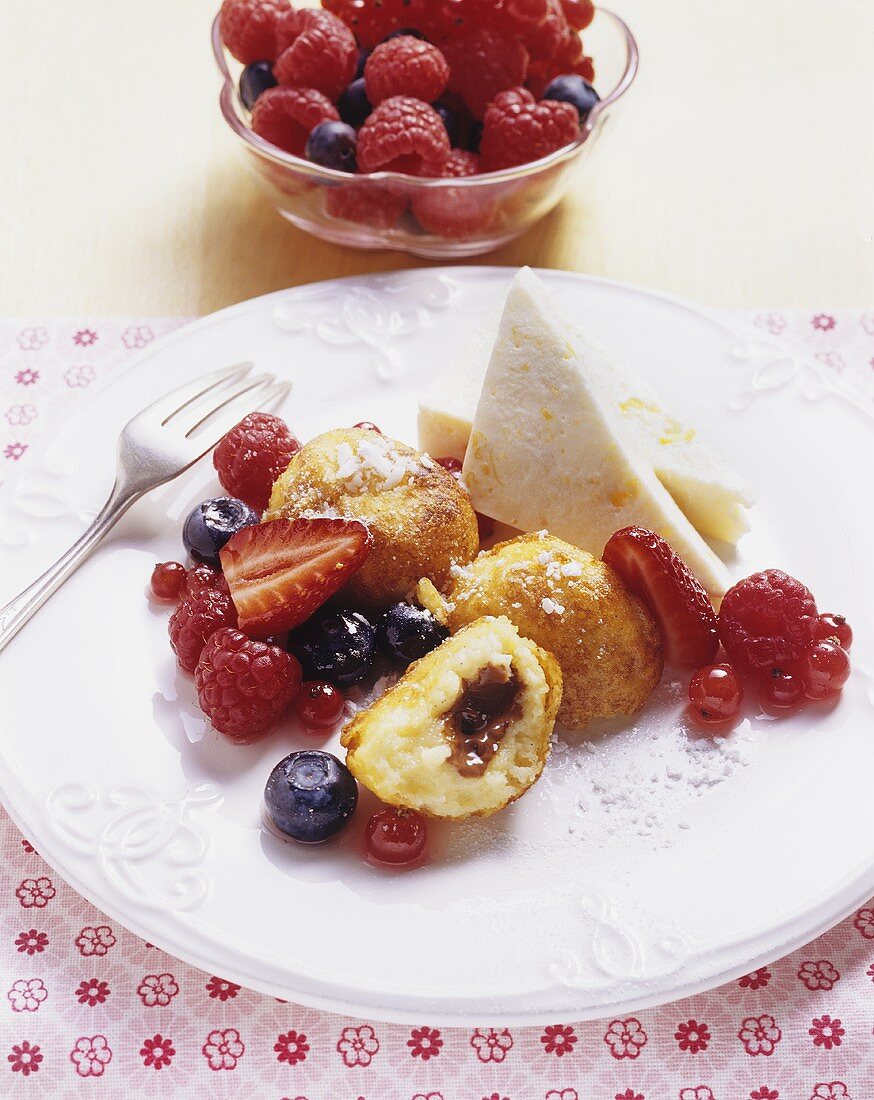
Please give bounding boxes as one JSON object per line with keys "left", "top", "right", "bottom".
{"left": 0, "top": 480, "right": 141, "bottom": 654}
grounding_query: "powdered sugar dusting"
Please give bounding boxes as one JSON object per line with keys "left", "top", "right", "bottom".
{"left": 332, "top": 436, "right": 419, "bottom": 494}
{"left": 535, "top": 676, "right": 759, "bottom": 852}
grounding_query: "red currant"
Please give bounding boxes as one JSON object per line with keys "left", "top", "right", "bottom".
{"left": 294, "top": 681, "right": 345, "bottom": 731}
{"left": 435, "top": 456, "right": 463, "bottom": 477}
{"left": 813, "top": 613, "right": 853, "bottom": 650}
{"left": 800, "top": 639, "right": 851, "bottom": 700}
{"left": 353, "top": 421, "right": 381, "bottom": 433}
{"left": 365, "top": 807, "right": 427, "bottom": 866}
{"left": 150, "top": 561, "right": 186, "bottom": 601}
{"left": 477, "top": 512, "right": 496, "bottom": 540}
{"left": 435, "top": 457, "right": 494, "bottom": 539}
{"left": 759, "top": 666, "right": 806, "bottom": 714}
{"left": 688, "top": 663, "right": 744, "bottom": 725}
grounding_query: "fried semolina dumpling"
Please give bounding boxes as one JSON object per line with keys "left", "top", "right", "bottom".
{"left": 341, "top": 615, "right": 562, "bottom": 820}
{"left": 266, "top": 428, "right": 479, "bottom": 609}
{"left": 442, "top": 532, "right": 663, "bottom": 730}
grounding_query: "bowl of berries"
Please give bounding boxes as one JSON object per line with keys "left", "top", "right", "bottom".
{"left": 212, "top": 0, "right": 638, "bottom": 257}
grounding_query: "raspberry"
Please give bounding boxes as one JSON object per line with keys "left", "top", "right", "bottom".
{"left": 332, "top": 0, "right": 402, "bottom": 48}
{"left": 357, "top": 97, "right": 451, "bottom": 173}
{"left": 449, "top": 0, "right": 505, "bottom": 33}
{"left": 325, "top": 181, "right": 408, "bottom": 228}
{"left": 526, "top": 0, "right": 568, "bottom": 60}
{"left": 219, "top": 0, "right": 287, "bottom": 64}
{"left": 718, "top": 569, "right": 819, "bottom": 673}
{"left": 251, "top": 86, "right": 340, "bottom": 156}
{"left": 408, "top": 0, "right": 456, "bottom": 40}
{"left": 442, "top": 29, "right": 529, "bottom": 120}
{"left": 554, "top": 27, "right": 584, "bottom": 67}
{"left": 213, "top": 413, "right": 300, "bottom": 512}
{"left": 365, "top": 37, "right": 450, "bottom": 106}
{"left": 572, "top": 55, "right": 596, "bottom": 83}
{"left": 560, "top": 0, "right": 595, "bottom": 30}
{"left": 480, "top": 87, "right": 579, "bottom": 170}
{"left": 183, "top": 564, "right": 228, "bottom": 598}
{"left": 169, "top": 586, "right": 238, "bottom": 673}
{"left": 506, "top": 0, "right": 550, "bottom": 31}
{"left": 274, "top": 9, "right": 357, "bottom": 101}
{"left": 418, "top": 147, "right": 481, "bottom": 179}
{"left": 195, "top": 628, "right": 301, "bottom": 742}
{"left": 412, "top": 150, "right": 493, "bottom": 238}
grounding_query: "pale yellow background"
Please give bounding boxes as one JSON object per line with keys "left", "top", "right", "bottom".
{"left": 1, "top": 0, "right": 872, "bottom": 314}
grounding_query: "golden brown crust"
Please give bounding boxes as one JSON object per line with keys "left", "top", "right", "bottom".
{"left": 445, "top": 533, "right": 662, "bottom": 729}
{"left": 266, "top": 428, "right": 480, "bottom": 609}
{"left": 342, "top": 616, "right": 562, "bottom": 820}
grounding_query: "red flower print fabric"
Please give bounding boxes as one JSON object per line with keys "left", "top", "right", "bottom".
{"left": 810, "top": 1085, "right": 851, "bottom": 1100}
{"left": 8, "top": 1041, "right": 42, "bottom": 1076}
{"left": 470, "top": 1027, "right": 513, "bottom": 1063}
{"left": 1, "top": 315, "right": 874, "bottom": 1095}
{"left": 541, "top": 1024, "right": 578, "bottom": 1057}
{"left": 738, "top": 966, "right": 771, "bottom": 990}
{"left": 15, "top": 876, "right": 55, "bottom": 908}
{"left": 604, "top": 1018, "right": 647, "bottom": 1059}
{"left": 275, "top": 1030, "right": 309, "bottom": 1065}
{"left": 205, "top": 975, "right": 240, "bottom": 1001}
{"left": 674, "top": 1020, "right": 711, "bottom": 1054}
{"left": 337, "top": 1025, "right": 379, "bottom": 1067}
{"left": 407, "top": 1026, "right": 443, "bottom": 1060}
{"left": 75, "top": 924, "right": 115, "bottom": 956}
{"left": 201, "top": 1028, "right": 244, "bottom": 1071}
{"left": 74, "top": 978, "right": 110, "bottom": 1006}
{"left": 69, "top": 1035, "right": 112, "bottom": 1078}
{"left": 14, "top": 929, "right": 48, "bottom": 955}
{"left": 739, "top": 1015, "right": 782, "bottom": 1056}
{"left": 140, "top": 1034, "right": 175, "bottom": 1070}
{"left": 137, "top": 972, "right": 179, "bottom": 1007}
{"left": 797, "top": 960, "right": 840, "bottom": 990}
{"left": 808, "top": 1015, "right": 845, "bottom": 1050}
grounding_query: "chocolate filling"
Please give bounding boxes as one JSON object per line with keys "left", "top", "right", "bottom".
{"left": 447, "top": 664, "right": 521, "bottom": 778}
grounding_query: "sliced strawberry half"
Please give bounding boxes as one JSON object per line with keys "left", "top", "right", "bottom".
{"left": 220, "top": 517, "right": 372, "bottom": 639}
{"left": 602, "top": 526, "right": 719, "bottom": 667}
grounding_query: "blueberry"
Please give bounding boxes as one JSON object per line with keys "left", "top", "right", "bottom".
{"left": 541, "top": 74, "right": 600, "bottom": 123}
{"left": 463, "top": 120, "right": 483, "bottom": 153}
{"left": 265, "top": 751, "right": 358, "bottom": 843}
{"left": 182, "top": 497, "right": 260, "bottom": 568}
{"left": 337, "top": 78, "right": 372, "bottom": 129}
{"left": 376, "top": 603, "right": 449, "bottom": 667}
{"left": 239, "top": 60, "right": 277, "bottom": 111}
{"left": 305, "top": 120, "right": 358, "bottom": 173}
{"left": 433, "top": 102, "right": 460, "bottom": 147}
{"left": 382, "top": 27, "right": 427, "bottom": 42}
{"left": 288, "top": 609, "right": 375, "bottom": 686}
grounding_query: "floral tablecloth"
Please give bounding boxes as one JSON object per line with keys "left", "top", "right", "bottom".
{"left": 1, "top": 311, "right": 873, "bottom": 1099}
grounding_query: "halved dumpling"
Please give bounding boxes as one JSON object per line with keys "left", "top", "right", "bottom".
{"left": 341, "top": 616, "right": 562, "bottom": 820}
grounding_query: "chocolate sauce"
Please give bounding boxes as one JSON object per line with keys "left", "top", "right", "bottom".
{"left": 447, "top": 664, "right": 521, "bottom": 777}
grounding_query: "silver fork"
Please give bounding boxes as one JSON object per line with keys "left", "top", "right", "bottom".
{"left": 0, "top": 363, "right": 290, "bottom": 652}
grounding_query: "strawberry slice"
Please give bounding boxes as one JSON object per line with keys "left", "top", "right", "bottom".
{"left": 220, "top": 517, "right": 372, "bottom": 639}
{"left": 602, "top": 526, "right": 719, "bottom": 667}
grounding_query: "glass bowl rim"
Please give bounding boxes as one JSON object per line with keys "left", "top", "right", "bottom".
{"left": 212, "top": 6, "right": 639, "bottom": 189}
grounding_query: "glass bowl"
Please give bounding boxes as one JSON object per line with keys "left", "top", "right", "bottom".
{"left": 212, "top": 8, "right": 638, "bottom": 258}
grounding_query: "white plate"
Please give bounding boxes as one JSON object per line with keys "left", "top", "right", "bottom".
{"left": 1, "top": 268, "right": 872, "bottom": 1026}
